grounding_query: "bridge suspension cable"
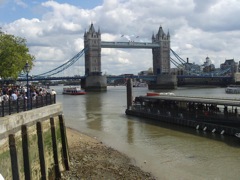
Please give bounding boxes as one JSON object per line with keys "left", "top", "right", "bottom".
{"left": 32, "top": 48, "right": 87, "bottom": 77}
{"left": 170, "top": 57, "right": 182, "bottom": 67}
{"left": 170, "top": 49, "right": 187, "bottom": 65}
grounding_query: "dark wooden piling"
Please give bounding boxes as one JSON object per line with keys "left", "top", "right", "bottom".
{"left": 37, "top": 122, "right": 47, "bottom": 180}
{"left": 21, "top": 125, "right": 31, "bottom": 180}
{"left": 126, "top": 79, "right": 133, "bottom": 110}
{"left": 58, "top": 114, "right": 70, "bottom": 170}
{"left": 50, "top": 117, "right": 61, "bottom": 179}
{"left": 9, "top": 134, "right": 20, "bottom": 180}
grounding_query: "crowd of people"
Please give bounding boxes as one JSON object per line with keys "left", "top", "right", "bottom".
{"left": 0, "top": 85, "right": 57, "bottom": 103}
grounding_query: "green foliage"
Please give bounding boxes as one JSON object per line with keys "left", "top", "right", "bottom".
{"left": 0, "top": 30, "right": 35, "bottom": 79}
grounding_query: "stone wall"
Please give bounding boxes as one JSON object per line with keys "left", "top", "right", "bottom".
{"left": 85, "top": 75, "right": 107, "bottom": 91}
{"left": 0, "top": 103, "right": 69, "bottom": 179}
{"left": 148, "top": 74, "right": 177, "bottom": 89}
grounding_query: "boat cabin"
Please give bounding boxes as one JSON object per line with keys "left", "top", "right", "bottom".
{"left": 133, "top": 95, "right": 240, "bottom": 127}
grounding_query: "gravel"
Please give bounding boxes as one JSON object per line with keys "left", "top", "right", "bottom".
{"left": 61, "top": 128, "right": 156, "bottom": 180}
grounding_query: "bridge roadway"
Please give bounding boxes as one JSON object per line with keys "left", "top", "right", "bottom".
{"left": 17, "top": 75, "right": 232, "bottom": 83}
{"left": 101, "top": 41, "right": 160, "bottom": 49}
{"left": 17, "top": 75, "right": 157, "bottom": 81}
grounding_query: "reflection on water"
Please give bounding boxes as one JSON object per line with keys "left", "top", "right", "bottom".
{"left": 86, "top": 92, "right": 103, "bottom": 131}
{"left": 127, "top": 120, "right": 134, "bottom": 144}
{"left": 54, "top": 85, "right": 240, "bottom": 179}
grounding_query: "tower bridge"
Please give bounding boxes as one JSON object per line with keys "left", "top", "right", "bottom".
{"left": 83, "top": 23, "right": 176, "bottom": 91}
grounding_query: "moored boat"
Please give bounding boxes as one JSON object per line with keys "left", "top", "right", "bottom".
{"left": 225, "top": 85, "right": 240, "bottom": 94}
{"left": 127, "top": 93, "right": 240, "bottom": 137}
{"left": 133, "top": 82, "right": 148, "bottom": 87}
{"left": 62, "top": 87, "right": 86, "bottom": 95}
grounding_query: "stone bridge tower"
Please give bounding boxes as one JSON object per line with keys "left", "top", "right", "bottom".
{"left": 83, "top": 23, "right": 107, "bottom": 91}
{"left": 152, "top": 26, "right": 171, "bottom": 75}
{"left": 150, "top": 26, "right": 176, "bottom": 89}
{"left": 84, "top": 23, "right": 102, "bottom": 76}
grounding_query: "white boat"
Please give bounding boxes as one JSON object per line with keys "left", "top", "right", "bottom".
{"left": 225, "top": 85, "right": 240, "bottom": 94}
{"left": 133, "top": 82, "right": 148, "bottom": 87}
{"left": 62, "top": 87, "right": 86, "bottom": 95}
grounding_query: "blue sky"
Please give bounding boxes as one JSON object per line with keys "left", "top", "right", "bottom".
{"left": 0, "top": 0, "right": 103, "bottom": 23}
{"left": 1, "top": 0, "right": 240, "bottom": 76}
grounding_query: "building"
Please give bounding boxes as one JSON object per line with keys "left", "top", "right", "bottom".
{"left": 202, "top": 57, "right": 215, "bottom": 73}
{"left": 220, "top": 59, "right": 238, "bottom": 75}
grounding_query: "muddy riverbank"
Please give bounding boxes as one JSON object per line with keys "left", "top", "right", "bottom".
{"left": 61, "top": 128, "right": 156, "bottom": 179}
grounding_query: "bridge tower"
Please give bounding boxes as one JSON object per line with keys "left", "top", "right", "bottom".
{"left": 83, "top": 23, "right": 107, "bottom": 91}
{"left": 152, "top": 26, "right": 170, "bottom": 75}
{"left": 150, "top": 26, "right": 176, "bottom": 89}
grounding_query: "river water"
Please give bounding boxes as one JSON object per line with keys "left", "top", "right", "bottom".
{"left": 53, "top": 85, "right": 240, "bottom": 180}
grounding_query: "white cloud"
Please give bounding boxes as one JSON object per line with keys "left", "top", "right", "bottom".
{"left": 118, "top": 57, "right": 131, "bottom": 64}
{"left": 2, "top": 0, "right": 240, "bottom": 76}
{"left": 15, "top": 0, "right": 28, "bottom": 8}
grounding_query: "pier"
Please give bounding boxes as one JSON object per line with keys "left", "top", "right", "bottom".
{"left": 125, "top": 79, "right": 240, "bottom": 138}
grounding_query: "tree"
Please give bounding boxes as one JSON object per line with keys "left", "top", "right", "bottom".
{"left": 0, "top": 30, "right": 35, "bottom": 79}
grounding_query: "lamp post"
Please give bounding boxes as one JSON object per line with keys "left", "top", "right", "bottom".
{"left": 24, "top": 62, "right": 30, "bottom": 109}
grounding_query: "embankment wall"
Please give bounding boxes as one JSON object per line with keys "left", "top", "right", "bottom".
{"left": 0, "top": 103, "right": 69, "bottom": 179}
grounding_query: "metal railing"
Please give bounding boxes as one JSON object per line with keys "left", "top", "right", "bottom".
{"left": 0, "top": 94, "right": 56, "bottom": 117}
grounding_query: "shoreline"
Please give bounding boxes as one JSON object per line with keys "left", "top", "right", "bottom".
{"left": 61, "top": 127, "right": 156, "bottom": 179}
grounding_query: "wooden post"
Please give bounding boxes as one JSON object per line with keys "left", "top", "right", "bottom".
{"left": 58, "top": 114, "right": 70, "bottom": 170}
{"left": 126, "top": 78, "right": 133, "bottom": 110}
{"left": 37, "top": 122, "right": 47, "bottom": 180}
{"left": 50, "top": 117, "right": 61, "bottom": 179}
{"left": 21, "top": 125, "right": 31, "bottom": 180}
{"left": 9, "top": 134, "right": 20, "bottom": 180}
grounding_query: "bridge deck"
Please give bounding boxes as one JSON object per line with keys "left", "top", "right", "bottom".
{"left": 17, "top": 75, "right": 232, "bottom": 81}
{"left": 101, "top": 41, "right": 160, "bottom": 49}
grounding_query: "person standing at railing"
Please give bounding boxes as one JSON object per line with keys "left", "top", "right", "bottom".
{"left": 11, "top": 91, "right": 18, "bottom": 101}
{"left": 51, "top": 89, "right": 56, "bottom": 95}
{"left": 32, "top": 89, "right": 37, "bottom": 100}
{"left": 38, "top": 88, "right": 43, "bottom": 96}
{"left": 2, "top": 93, "right": 9, "bottom": 102}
